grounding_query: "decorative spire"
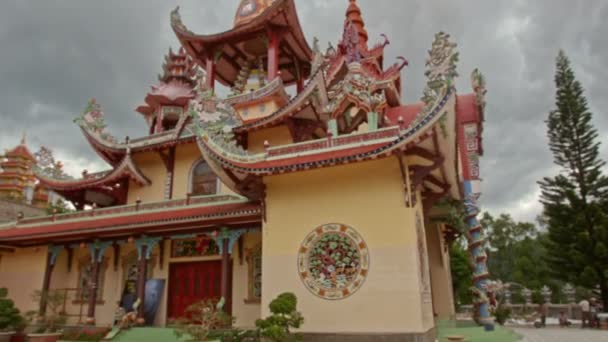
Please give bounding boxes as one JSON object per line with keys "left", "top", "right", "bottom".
{"left": 20, "top": 130, "right": 26, "bottom": 145}
{"left": 159, "top": 47, "right": 196, "bottom": 87}
{"left": 344, "top": 0, "right": 368, "bottom": 51}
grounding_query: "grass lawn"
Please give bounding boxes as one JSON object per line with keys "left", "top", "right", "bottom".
{"left": 437, "top": 320, "right": 521, "bottom": 342}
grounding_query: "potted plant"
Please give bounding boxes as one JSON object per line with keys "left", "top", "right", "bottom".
{"left": 0, "top": 288, "right": 24, "bottom": 342}
{"left": 172, "top": 297, "right": 232, "bottom": 342}
{"left": 25, "top": 290, "right": 66, "bottom": 342}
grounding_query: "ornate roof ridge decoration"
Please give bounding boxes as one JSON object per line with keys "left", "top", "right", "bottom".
{"left": 324, "top": 63, "right": 390, "bottom": 116}
{"left": 417, "top": 31, "right": 459, "bottom": 127}
{"left": 36, "top": 151, "right": 150, "bottom": 191}
{"left": 190, "top": 31, "right": 459, "bottom": 182}
{"left": 471, "top": 69, "right": 487, "bottom": 113}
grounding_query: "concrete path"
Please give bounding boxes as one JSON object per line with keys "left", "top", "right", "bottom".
{"left": 513, "top": 327, "right": 608, "bottom": 342}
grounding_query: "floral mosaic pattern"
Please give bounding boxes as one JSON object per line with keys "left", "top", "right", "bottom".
{"left": 298, "top": 223, "right": 369, "bottom": 300}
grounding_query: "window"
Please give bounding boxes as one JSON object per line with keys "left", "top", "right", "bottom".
{"left": 76, "top": 256, "right": 108, "bottom": 303}
{"left": 190, "top": 160, "right": 218, "bottom": 196}
{"left": 245, "top": 244, "right": 262, "bottom": 303}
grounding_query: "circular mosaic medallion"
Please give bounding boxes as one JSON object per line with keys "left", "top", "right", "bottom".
{"left": 297, "top": 223, "right": 370, "bottom": 300}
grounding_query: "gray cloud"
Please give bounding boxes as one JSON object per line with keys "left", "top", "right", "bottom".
{"left": 1, "top": 0, "right": 607, "bottom": 223}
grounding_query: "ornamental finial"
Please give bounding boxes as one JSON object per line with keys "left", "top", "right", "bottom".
{"left": 21, "top": 130, "right": 26, "bottom": 145}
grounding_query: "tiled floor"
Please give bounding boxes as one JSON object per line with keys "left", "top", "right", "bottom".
{"left": 513, "top": 327, "right": 608, "bottom": 342}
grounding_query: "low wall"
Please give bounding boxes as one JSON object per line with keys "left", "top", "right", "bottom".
{"left": 0, "top": 199, "right": 45, "bottom": 222}
{"left": 460, "top": 304, "right": 586, "bottom": 319}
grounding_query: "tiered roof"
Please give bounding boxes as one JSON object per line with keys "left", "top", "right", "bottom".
{"left": 171, "top": 0, "right": 313, "bottom": 86}
{"left": 136, "top": 47, "right": 197, "bottom": 121}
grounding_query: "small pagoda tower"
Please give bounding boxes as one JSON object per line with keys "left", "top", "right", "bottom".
{"left": 136, "top": 47, "right": 197, "bottom": 134}
{"left": 0, "top": 133, "right": 48, "bottom": 207}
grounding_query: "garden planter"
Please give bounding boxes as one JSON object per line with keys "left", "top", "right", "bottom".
{"left": 25, "top": 333, "right": 61, "bottom": 342}
{"left": 0, "top": 331, "right": 15, "bottom": 342}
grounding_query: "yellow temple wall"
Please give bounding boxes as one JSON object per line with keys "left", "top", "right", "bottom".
{"left": 127, "top": 151, "right": 167, "bottom": 204}
{"left": 237, "top": 100, "right": 279, "bottom": 123}
{"left": 172, "top": 143, "right": 237, "bottom": 199}
{"left": 426, "top": 222, "right": 455, "bottom": 319}
{"left": 247, "top": 125, "right": 293, "bottom": 153}
{"left": 0, "top": 247, "right": 46, "bottom": 314}
{"left": 262, "top": 157, "right": 433, "bottom": 334}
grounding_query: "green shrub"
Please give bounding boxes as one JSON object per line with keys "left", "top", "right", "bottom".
{"left": 255, "top": 293, "right": 303, "bottom": 342}
{"left": 493, "top": 305, "right": 511, "bottom": 326}
{"left": 0, "top": 288, "right": 24, "bottom": 332}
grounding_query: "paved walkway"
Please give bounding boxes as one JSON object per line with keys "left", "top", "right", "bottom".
{"left": 513, "top": 327, "right": 608, "bottom": 342}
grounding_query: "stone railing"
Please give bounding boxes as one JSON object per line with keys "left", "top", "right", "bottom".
{"left": 266, "top": 126, "right": 400, "bottom": 158}
{"left": 12, "top": 195, "right": 245, "bottom": 226}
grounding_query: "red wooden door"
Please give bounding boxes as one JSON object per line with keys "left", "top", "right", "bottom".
{"left": 168, "top": 260, "right": 229, "bottom": 319}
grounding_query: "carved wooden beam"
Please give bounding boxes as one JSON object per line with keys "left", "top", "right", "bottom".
{"left": 404, "top": 146, "right": 438, "bottom": 162}
{"left": 411, "top": 155, "right": 444, "bottom": 189}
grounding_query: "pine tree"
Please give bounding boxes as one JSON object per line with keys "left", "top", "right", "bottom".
{"left": 539, "top": 50, "right": 608, "bottom": 309}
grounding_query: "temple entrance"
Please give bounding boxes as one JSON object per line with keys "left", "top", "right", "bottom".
{"left": 167, "top": 260, "right": 229, "bottom": 319}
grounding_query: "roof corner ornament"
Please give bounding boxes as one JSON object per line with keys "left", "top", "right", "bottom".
{"left": 74, "top": 98, "right": 118, "bottom": 144}
{"left": 396, "top": 56, "right": 409, "bottom": 71}
{"left": 380, "top": 33, "right": 390, "bottom": 48}
{"left": 471, "top": 68, "right": 487, "bottom": 111}
{"left": 170, "top": 6, "right": 193, "bottom": 34}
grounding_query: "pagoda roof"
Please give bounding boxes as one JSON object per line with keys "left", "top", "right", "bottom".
{"left": 189, "top": 32, "right": 474, "bottom": 207}
{"left": 5, "top": 145, "right": 35, "bottom": 161}
{"left": 171, "top": 0, "right": 313, "bottom": 87}
{"left": 35, "top": 153, "right": 150, "bottom": 207}
{"left": 136, "top": 81, "right": 196, "bottom": 116}
{"left": 136, "top": 47, "right": 197, "bottom": 117}
{"left": 36, "top": 153, "right": 150, "bottom": 192}
{"left": 75, "top": 99, "right": 196, "bottom": 165}
{"left": 0, "top": 195, "right": 261, "bottom": 246}
{"left": 197, "top": 87, "right": 453, "bottom": 176}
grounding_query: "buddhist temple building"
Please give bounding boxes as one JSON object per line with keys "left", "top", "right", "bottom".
{"left": 0, "top": 1, "right": 491, "bottom": 340}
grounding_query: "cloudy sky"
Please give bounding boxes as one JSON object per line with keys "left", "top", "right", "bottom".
{"left": 0, "top": 0, "right": 607, "bottom": 223}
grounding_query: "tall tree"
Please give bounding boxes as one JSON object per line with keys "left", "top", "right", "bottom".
{"left": 481, "top": 212, "right": 540, "bottom": 284}
{"left": 539, "top": 50, "right": 608, "bottom": 308}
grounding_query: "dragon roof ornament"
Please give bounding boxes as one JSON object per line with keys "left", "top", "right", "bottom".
{"left": 471, "top": 68, "right": 487, "bottom": 112}
{"left": 188, "top": 81, "right": 247, "bottom": 157}
{"left": 74, "top": 98, "right": 118, "bottom": 144}
{"left": 416, "top": 32, "right": 459, "bottom": 126}
{"left": 325, "top": 65, "right": 387, "bottom": 115}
